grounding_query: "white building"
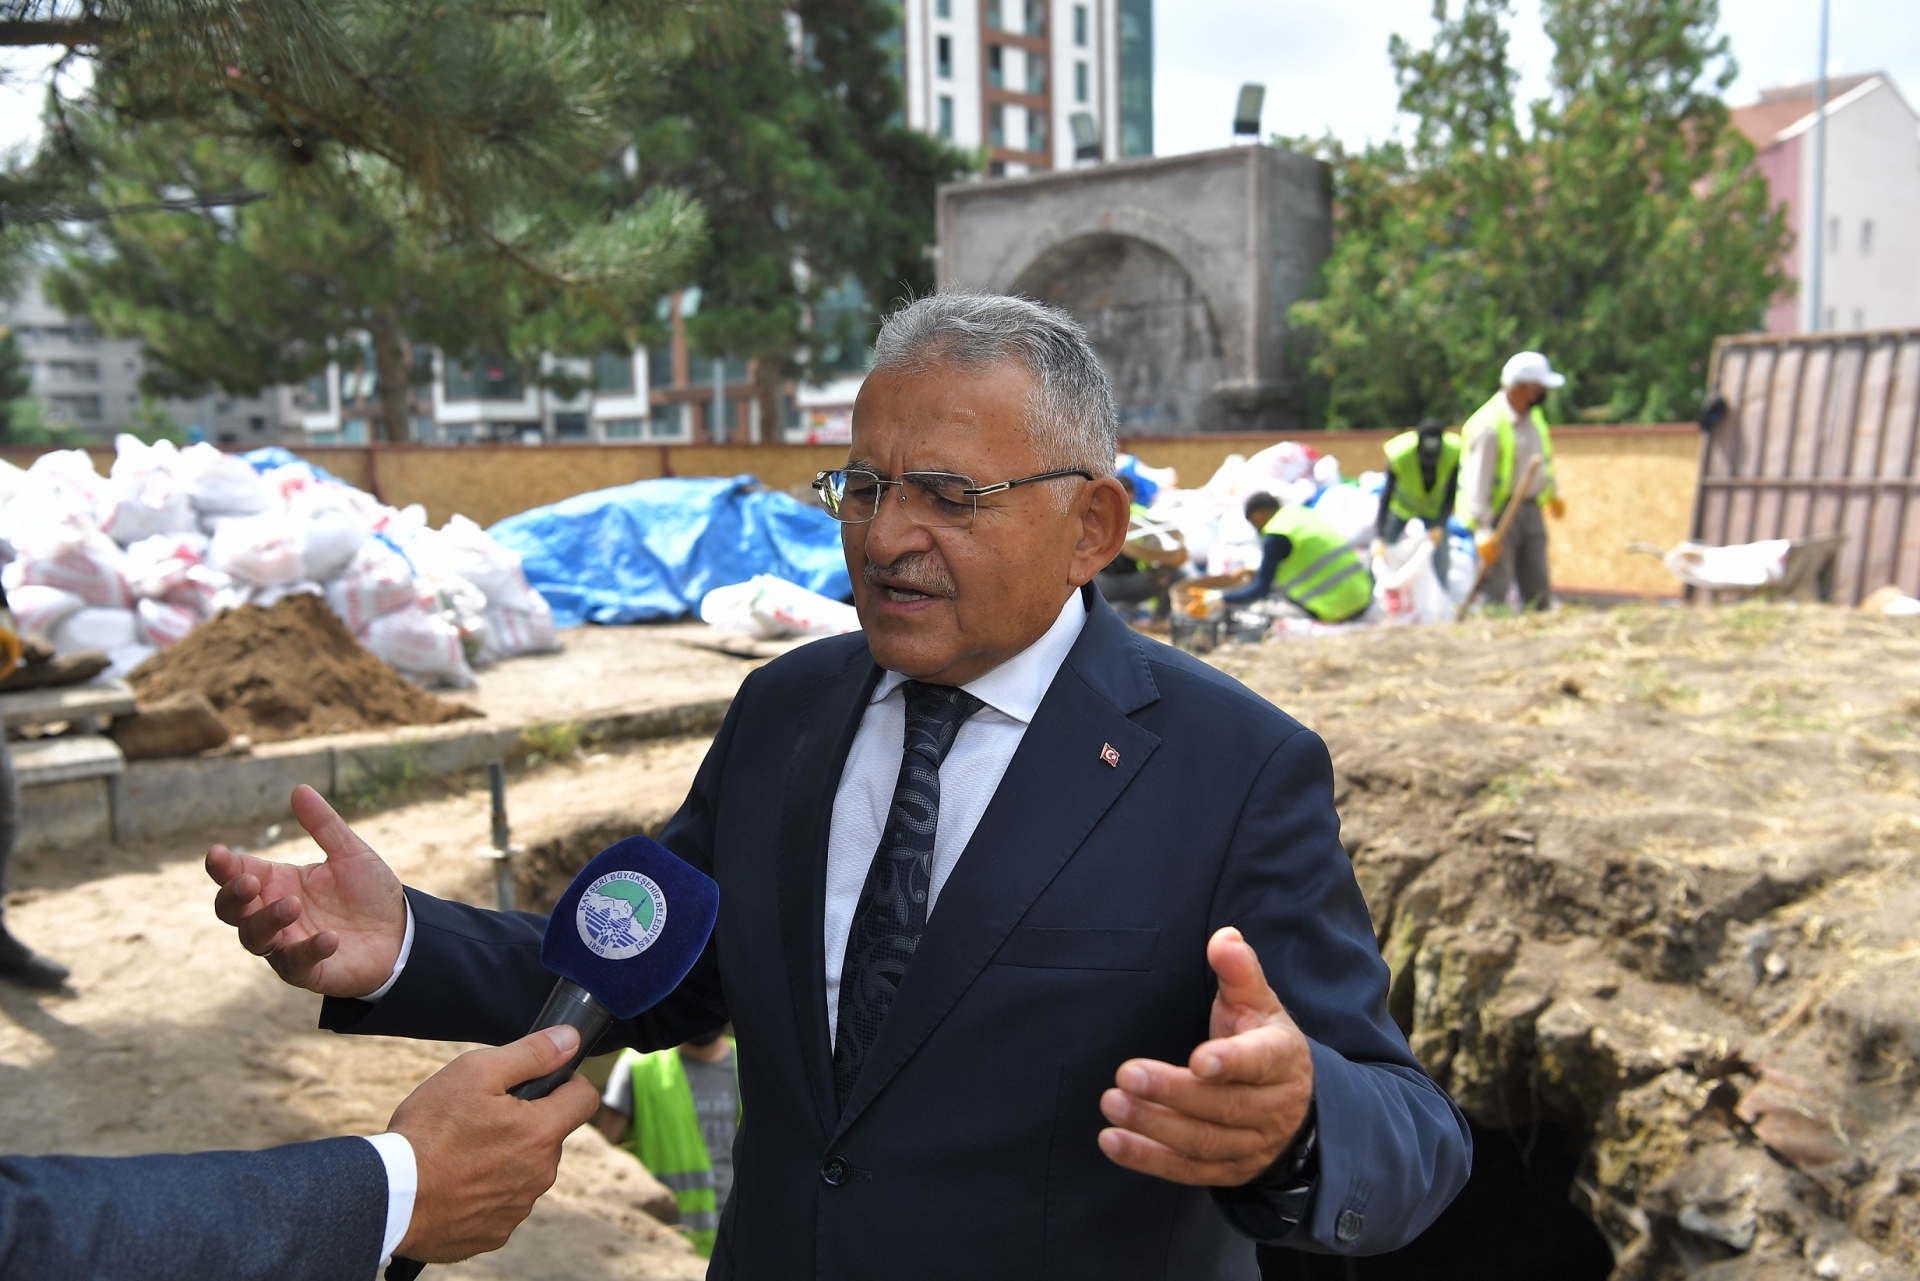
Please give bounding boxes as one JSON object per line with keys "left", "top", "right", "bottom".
{"left": 899, "top": 0, "right": 1153, "bottom": 178}
{"left": 1733, "top": 73, "right": 1920, "bottom": 334}
{"left": 1, "top": 270, "right": 291, "bottom": 444}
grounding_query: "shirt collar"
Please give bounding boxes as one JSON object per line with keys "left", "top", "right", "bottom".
{"left": 871, "top": 590, "right": 1089, "bottom": 724}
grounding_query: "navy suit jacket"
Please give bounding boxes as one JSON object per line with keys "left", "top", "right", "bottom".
{"left": 326, "top": 588, "right": 1470, "bottom": 1278}
{"left": 0, "top": 1138, "right": 386, "bottom": 1280}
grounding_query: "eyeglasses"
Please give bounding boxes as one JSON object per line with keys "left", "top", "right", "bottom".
{"left": 812, "top": 467, "right": 1094, "bottom": 529}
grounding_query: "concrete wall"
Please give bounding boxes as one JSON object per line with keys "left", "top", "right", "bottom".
{"left": 937, "top": 146, "right": 1331, "bottom": 433}
{"left": 0, "top": 427, "right": 1698, "bottom": 597}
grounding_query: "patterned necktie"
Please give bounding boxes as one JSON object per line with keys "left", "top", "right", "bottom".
{"left": 832, "top": 679, "right": 984, "bottom": 1106}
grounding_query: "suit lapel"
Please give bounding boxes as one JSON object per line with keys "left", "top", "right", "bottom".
{"left": 832, "top": 596, "right": 1162, "bottom": 1138}
{"left": 775, "top": 649, "right": 881, "bottom": 1137}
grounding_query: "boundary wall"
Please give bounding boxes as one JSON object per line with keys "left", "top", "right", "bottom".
{"left": 1, "top": 424, "right": 1700, "bottom": 599}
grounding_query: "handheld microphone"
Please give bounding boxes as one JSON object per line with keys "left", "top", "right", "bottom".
{"left": 386, "top": 835, "right": 719, "bottom": 1280}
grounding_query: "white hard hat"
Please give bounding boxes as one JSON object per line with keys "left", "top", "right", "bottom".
{"left": 1501, "top": 351, "right": 1565, "bottom": 388}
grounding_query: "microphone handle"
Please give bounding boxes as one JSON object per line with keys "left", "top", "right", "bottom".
{"left": 385, "top": 979, "right": 614, "bottom": 1281}
{"left": 510, "top": 977, "right": 615, "bottom": 1099}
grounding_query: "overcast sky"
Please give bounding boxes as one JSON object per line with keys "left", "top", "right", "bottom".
{"left": 4, "top": 2, "right": 1916, "bottom": 162}
{"left": 1156, "top": 0, "right": 1920, "bottom": 156}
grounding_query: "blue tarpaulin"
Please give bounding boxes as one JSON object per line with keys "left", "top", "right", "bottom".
{"left": 240, "top": 446, "right": 349, "bottom": 486}
{"left": 487, "top": 475, "right": 851, "bottom": 627}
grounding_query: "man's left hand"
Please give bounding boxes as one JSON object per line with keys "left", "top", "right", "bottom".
{"left": 1097, "top": 927, "right": 1313, "bottom": 1186}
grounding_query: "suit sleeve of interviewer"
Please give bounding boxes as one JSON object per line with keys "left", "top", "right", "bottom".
{"left": 213, "top": 293, "right": 1470, "bottom": 1280}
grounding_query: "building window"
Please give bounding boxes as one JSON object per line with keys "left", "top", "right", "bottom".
{"left": 592, "top": 351, "right": 634, "bottom": 393}
{"left": 1074, "top": 3, "right": 1088, "bottom": 45}
{"left": 413, "top": 415, "right": 435, "bottom": 440}
{"left": 1023, "top": 0, "right": 1046, "bottom": 35}
{"left": 49, "top": 394, "right": 103, "bottom": 421}
{"left": 248, "top": 415, "right": 267, "bottom": 432}
{"left": 603, "top": 418, "right": 643, "bottom": 439}
{"left": 1075, "top": 60, "right": 1088, "bottom": 103}
{"left": 937, "top": 33, "right": 952, "bottom": 78}
{"left": 47, "top": 360, "right": 100, "bottom": 381}
{"left": 341, "top": 418, "right": 370, "bottom": 444}
{"left": 1026, "top": 54, "right": 1046, "bottom": 95}
{"left": 985, "top": 0, "right": 1002, "bottom": 29}
{"left": 1027, "top": 110, "right": 1048, "bottom": 153}
{"left": 935, "top": 0, "right": 950, "bottom": 15}
{"left": 554, "top": 412, "right": 590, "bottom": 440}
{"left": 987, "top": 44, "right": 1003, "bottom": 88}
{"left": 1860, "top": 219, "right": 1874, "bottom": 255}
{"left": 989, "top": 159, "right": 1006, "bottom": 176}
{"left": 648, "top": 343, "right": 675, "bottom": 389}
{"left": 988, "top": 102, "right": 1006, "bottom": 146}
{"left": 1119, "top": 0, "right": 1152, "bottom": 157}
{"left": 445, "top": 358, "right": 522, "bottom": 400}
{"left": 938, "top": 94, "right": 955, "bottom": 138}
{"left": 648, "top": 404, "right": 691, "bottom": 440}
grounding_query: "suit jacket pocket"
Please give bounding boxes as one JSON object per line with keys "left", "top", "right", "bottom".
{"left": 991, "top": 926, "right": 1159, "bottom": 971}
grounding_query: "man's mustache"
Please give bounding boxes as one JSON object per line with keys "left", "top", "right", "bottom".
{"left": 863, "top": 552, "right": 957, "bottom": 599}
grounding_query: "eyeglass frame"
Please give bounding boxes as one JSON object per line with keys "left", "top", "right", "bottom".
{"left": 811, "top": 466, "right": 1096, "bottom": 527}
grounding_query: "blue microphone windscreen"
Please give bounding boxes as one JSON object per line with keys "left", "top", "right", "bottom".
{"left": 541, "top": 836, "right": 720, "bottom": 1020}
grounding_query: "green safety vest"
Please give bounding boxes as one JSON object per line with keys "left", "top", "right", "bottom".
{"left": 625, "top": 1044, "right": 737, "bottom": 1256}
{"left": 1460, "top": 391, "right": 1556, "bottom": 528}
{"left": 1383, "top": 429, "right": 1462, "bottom": 523}
{"left": 1260, "top": 507, "right": 1373, "bottom": 622}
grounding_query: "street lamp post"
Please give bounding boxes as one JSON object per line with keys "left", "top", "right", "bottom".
{"left": 1809, "top": 0, "right": 1830, "bottom": 332}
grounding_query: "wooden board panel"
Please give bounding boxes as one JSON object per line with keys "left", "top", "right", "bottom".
{"left": 1698, "top": 330, "right": 1920, "bottom": 602}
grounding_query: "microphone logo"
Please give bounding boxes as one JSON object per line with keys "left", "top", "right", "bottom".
{"left": 575, "top": 870, "right": 669, "bottom": 960}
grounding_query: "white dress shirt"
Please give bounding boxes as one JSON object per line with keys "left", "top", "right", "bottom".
{"left": 824, "top": 590, "right": 1088, "bottom": 1046}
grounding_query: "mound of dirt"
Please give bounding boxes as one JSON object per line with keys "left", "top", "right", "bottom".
{"left": 128, "top": 594, "right": 480, "bottom": 743}
{"left": 1213, "top": 605, "right": 1920, "bottom": 1279}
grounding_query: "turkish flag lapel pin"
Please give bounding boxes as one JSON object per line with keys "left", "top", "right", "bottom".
{"left": 1099, "top": 743, "right": 1120, "bottom": 768}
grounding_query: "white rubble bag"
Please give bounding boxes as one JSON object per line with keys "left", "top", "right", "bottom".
{"left": 135, "top": 597, "right": 199, "bottom": 647}
{"left": 1657, "top": 540, "right": 1790, "bottom": 591}
{"left": 8, "top": 585, "right": 86, "bottom": 640}
{"left": 1372, "top": 521, "right": 1454, "bottom": 626}
{"left": 50, "top": 605, "right": 140, "bottom": 653}
{"left": 14, "top": 527, "right": 133, "bottom": 608}
{"left": 700, "top": 576, "right": 860, "bottom": 640}
{"left": 360, "top": 602, "right": 477, "bottom": 688}
{"left": 208, "top": 512, "right": 307, "bottom": 588}
{"left": 325, "top": 539, "right": 417, "bottom": 631}
{"left": 176, "top": 442, "right": 273, "bottom": 519}
{"left": 1310, "top": 485, "right": 1380, "bottom": 549}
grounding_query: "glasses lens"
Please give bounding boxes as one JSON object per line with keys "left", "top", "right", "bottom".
{"left": 903, "top": 473, "right": 976, "bottom": 528}
{"left": 821, "top": 470, "right": 882, "bottom": 523}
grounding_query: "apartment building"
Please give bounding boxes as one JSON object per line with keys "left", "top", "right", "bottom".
{"left": 900, "top": 0, "right": 1152, "bottom": 177}
{"left": 1733, "top": 73, "right": 1920, "bottom": 333}
{"left": 1, "top": 271, "right": 291, "bottom": 444}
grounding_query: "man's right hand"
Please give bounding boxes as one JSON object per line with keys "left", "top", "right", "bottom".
{"left": 1475, "top": 530, "right": 1504, "bottom": 565}
{"left": 390, "top": 1025, "right": 601, "bottom": 1262}
{"left": 206, "top": 784, "right": 407, "bottom": 998}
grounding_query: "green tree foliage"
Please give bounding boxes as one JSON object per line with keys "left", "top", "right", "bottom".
{"left": 632, "top": 0, "right": 971, "bottom": 427}
{"left": 1290, "top": 0, "right": 1789, "bottom": 430}
{"left": 0, "top": 327, "right": 32, "bottom": 437}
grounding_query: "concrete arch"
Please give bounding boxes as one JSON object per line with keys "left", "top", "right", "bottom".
{"left": 1009, "top": 232, "right": 1227, "bottom": 432}
{"left": 936, "top": 147, "right": 1331, "bottom": 433}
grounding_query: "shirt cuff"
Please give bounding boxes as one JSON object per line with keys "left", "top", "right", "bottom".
{"left": 362, "top": 1131, "right": 418, "bottom": 1269}
{"left": 362, "top": 899, "right": 416, "bottom": 1002}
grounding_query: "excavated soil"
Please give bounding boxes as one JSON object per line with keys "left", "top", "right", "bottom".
{"left": 1213, "top": 605, "right": 1920, "bottom": 1281}
{"left": 128, "top": 594, "right": 480, "bottom": 743}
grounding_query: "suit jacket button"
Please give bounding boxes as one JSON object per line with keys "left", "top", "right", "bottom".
{"left": 821, "top": 1156, "right": 849, "bottom": 1187}
{"left": 1335, "top": 1209, "right": 1365, "bottom": 1243}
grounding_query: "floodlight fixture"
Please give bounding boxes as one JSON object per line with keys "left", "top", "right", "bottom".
{"left": 1233, "top": 83, "right": 1265, "bottom": 139}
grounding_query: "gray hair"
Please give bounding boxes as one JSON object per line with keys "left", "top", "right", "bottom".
{"left": 870, "top": 293, "right": 1118, "bottom": 491}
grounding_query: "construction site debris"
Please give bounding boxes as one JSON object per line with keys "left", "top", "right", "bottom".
{"left": 488, "top": 475, "right": 849, "bottom": 627}
{"left": 697, "top": 576, "right": 859, "bottom": 641}
{"left": 127, "top": 594, "right": 479, "bottom": 744}
{"left": 0, "top": 440, "right": 558, "bottom": 688}
{"left": 1212, "top": 604, "right": 1920, "bottom": 1277}
{"left": 108, "top": 689, "right": 232, "bottom": 760}
{"left": 0, "top": 647, "right": 110, "bottom": 692}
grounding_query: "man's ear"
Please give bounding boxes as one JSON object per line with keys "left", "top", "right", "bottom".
{"left": 1069, "top": 477, "right": 1132, "bottom": 587}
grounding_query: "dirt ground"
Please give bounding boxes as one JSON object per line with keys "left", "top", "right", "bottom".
{"left": 6, "top": 604, "right": 1917, "bottom": 1278}
{"left": 449, "top": 623, "right": 758, "bottom": 726}
{"left": 0, "top": 734, "right": 718, "bottom": 1280}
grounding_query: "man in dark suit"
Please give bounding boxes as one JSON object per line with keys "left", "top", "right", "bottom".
{"left": 0, "top": 1024, "right": 597, "bottom": 1278}
{"left": 209, "top": 294, "right": 1470, "bottom": 1278}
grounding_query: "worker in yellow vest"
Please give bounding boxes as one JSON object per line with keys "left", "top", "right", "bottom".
{"left": 1459, "top": 351, "right": 1569, "bottom": 610}
{"left": 596, "top": 1032, "right": 738, "bottom": 1256}
{"left": 1222, "top": 492, "right": 1373, "bottom": 623}
{"left": 1371, "top": 416, "right": 1462, "bottom": 585}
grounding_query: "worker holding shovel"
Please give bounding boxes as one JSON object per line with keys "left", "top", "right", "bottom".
{"left": 1459, "top": 352, "right": 1569, "bottom": 611}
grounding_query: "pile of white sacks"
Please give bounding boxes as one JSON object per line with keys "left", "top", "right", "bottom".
{"left": 0, "top": 437, "right": 557, "bottom": 687}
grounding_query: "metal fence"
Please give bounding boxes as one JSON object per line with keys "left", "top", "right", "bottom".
{"left": 1697, "top": 328, "right": 1920, "bottom": 604}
